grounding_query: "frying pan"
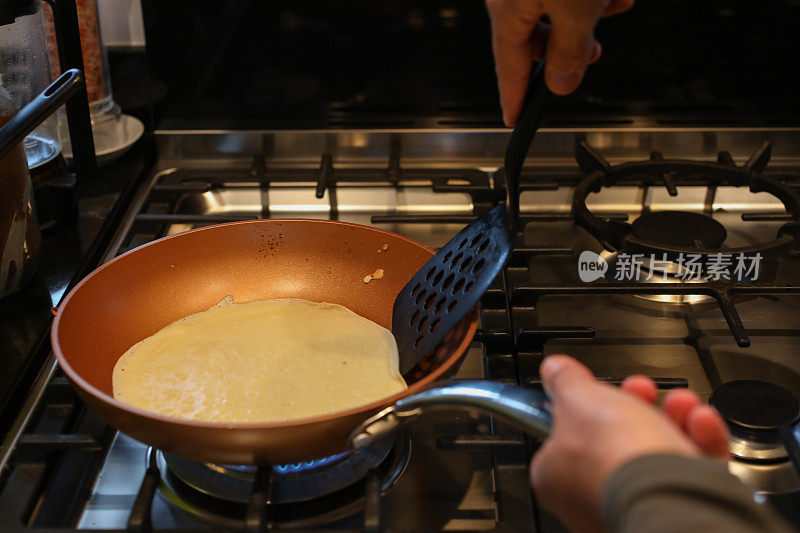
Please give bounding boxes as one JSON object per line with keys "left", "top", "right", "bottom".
{"left": 52, "top": 218, "right": 551, "bottom": 465}
{"left": 53, "top": 219, "right": 476, "bottom": 465}
{"left": 53, "top": 61, "right": 554, "bottom": 466}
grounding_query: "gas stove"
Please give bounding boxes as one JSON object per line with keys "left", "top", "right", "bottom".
{"left": 2, "top": 127, "right": 800, "bottom": 531}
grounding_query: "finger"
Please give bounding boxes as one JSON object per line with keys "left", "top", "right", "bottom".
{"left": 687, "top": 405, "right": 731, "bottom": 459}
{"left": 602, "top": 0, "right": 635, "bottom": 17}
{"left": 486, "top": 0, "right": 543, "bottom": 126}
{"left": 529, "top": 438, "right": 570, "bottom": 512}
{"left": 544, "top": 11, "right": 599, "bottom": 94}
{"left": 540, "top": 355, "right": 596, "bottom": 399}
{"left": 529, "top": 438, "right": 552, "bottom": 489}
{"left": 530, "top": 438, "right": 608, "bottom": 532}
{"left": 620, "top": 375, "right": 657, "bottom": 404}
{"left": 489, "top": 16, "right": 548, "bottom": 127}
{"left": 589, "top": 40, "right": 602, "bottom": 64}
{"left": 663, "top": 389, "right": 702, "bottom": 430}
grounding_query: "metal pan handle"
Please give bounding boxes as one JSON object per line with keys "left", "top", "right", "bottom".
{"left": 349, "top": 380, "right": 552, "bottom": 449}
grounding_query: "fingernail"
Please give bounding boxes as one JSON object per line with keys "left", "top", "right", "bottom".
{"left": 539, "top": 357, "right": 564, "bottom": 398}
{"left": 540, "top": 356, "right": 563, "bottom": 382}
{"left": 546, "top": 69, "right": 580, "bottom": 95}
{"left": 590, "top": 41, "right": 602, "bottom": 63}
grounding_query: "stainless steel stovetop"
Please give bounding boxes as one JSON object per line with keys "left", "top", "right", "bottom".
{"left": 3, "top": 127, "right": 800, "bottom": 531}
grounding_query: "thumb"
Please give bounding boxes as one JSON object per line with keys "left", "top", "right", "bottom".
{"left": 540, "top": 355, "right": 595, "bottom": 399}
{"left": 544, "top": 12, "right": 599, "bottom": 95}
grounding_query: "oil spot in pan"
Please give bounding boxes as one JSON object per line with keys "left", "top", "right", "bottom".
{"left": 363, "top": 268, "right": 384, "bottom": 283}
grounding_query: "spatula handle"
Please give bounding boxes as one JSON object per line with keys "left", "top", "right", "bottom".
{"left": 504, "top": 60, "right": 554, "bottom": 231}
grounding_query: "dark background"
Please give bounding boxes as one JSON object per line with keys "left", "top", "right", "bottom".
{"left": 133, "top": 0, "right": 800, "bottom": 127}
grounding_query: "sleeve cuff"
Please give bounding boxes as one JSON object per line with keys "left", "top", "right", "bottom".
{"left": 602, "top": 454, "right": 792, "bottom": 533}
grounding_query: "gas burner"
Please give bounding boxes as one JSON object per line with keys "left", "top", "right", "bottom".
{"left": 710, "top": 380, "right": 800, "bottom": 438}
{"left": 632, "top": 211, "right": 727, "bottom": 249}
{"left": 710, "top": 381, "right": 800, "bottom": 494}
{"left": 151, "top": 432, "right": 410, "bottom": 528}
{"left": 598, "top": 249, "right": 714, "bottom": 304}
{"left": 573, "top": 140, "right": 800, "bottom": 263}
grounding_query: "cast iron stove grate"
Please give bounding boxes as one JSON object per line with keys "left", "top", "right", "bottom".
{"left": 2, "top": 140, "right": 800, "bottom": 531}
{"left": 519, "top": 140, "right": 800, "bottom": 348}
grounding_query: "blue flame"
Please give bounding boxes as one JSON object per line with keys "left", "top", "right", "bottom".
{"left": 274, "top": 451, "right": 349, "bottom": 473}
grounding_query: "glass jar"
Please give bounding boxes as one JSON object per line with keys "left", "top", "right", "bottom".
{"left": 0, "top": 0, "right": 61, "bottom": 169}
{"left": 43, "top": 0, "right": 114, "bottom": 115}
{"left": 43, "top": 0, "right": 127, "bottom": 162}
{"left": 0, "top": 0, "right": 61, "bottom": 170}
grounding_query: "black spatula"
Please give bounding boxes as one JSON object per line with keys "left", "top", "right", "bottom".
{"left": 395, "top": 60, "right": 554, "bottom": 375}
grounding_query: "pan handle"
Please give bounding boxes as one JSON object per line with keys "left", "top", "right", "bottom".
{"left": 349, "top": 380, "right": 552, "bottom": 449}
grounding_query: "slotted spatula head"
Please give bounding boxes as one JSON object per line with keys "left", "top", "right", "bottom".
{"left": 393, "top": 60, "right": 553, "bottom": 376}
{"left": 393, "top": 205, "right": 513, "bottom": 374}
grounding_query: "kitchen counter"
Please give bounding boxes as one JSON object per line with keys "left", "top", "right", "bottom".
{"left": 0, "top": 137, "right": 153, "bottom": 435}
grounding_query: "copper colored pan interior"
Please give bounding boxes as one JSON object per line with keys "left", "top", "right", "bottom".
{"left": 53, "top": 220, "right": 477, "bottom": 465}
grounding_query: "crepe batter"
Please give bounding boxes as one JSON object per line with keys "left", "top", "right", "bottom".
{"left": 112, "top": 298, "right": 407, "bottom": 423}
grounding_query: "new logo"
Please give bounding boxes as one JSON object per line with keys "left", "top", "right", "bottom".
{"left": 578, "top": 251, "right": 608, "bottom": 282}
